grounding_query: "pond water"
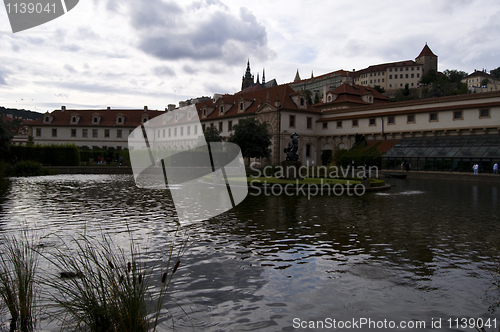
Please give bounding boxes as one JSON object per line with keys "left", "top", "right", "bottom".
{"left": 0, "top": 174, "right": 499, "bottom": 331}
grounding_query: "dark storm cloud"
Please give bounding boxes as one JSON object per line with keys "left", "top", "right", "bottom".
{"left": 132, "top": 2, "right": 271, "bottom": 65}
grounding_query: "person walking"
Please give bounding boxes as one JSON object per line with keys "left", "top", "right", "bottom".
{"left": 494, "top": 163, "right": 498, "bottom": 175}
{"left": 473, "top": 163, "right": 479, "bottom": 175}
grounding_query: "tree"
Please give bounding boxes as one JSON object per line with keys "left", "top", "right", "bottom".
{"left": 443, "top": 69, "right": 468, "bottom": 84}
{"left": 374, "top": 85, "right": 386, "bottom": 93}
{"left": 0, "top": 119, "right": 12, "bottom": 157}
{"left": 228, "top": 117, "right": 272, "bottom": 162}
{"left": 199, "top": 125, "right": 223, "bottom": 145}
{"left": 481, "top": 78, "right": 490, "bottom": 86}
{"left": 490, "top": 66, "right": 500, "bottom": 80}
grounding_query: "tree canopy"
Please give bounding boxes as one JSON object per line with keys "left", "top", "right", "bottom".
{"left": 228, "top": 117, "right": 272, "bottom": 160}
{"left": 199, "top": 125, "right": 223, "bottom": 144}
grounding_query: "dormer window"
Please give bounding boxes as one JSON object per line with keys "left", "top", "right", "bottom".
{"left": 220, "top": 105, "right": 224, "bottom": 115}
{"left": 45, "top": 116, "right": 49, "bottom": 122}
{"left": 142, "top": 117, "right": 147, "bottom": 123}
{"left": 327, "top": 95, "right": 332, "bottom": 102}
{"left": 203, "top": 109, "right": 207, "bottom": 117}
{"left": 72, "top": 117, "right": 76, "bottom": 123}
{"left": 118, "top": 117, "right": 122, "bottom": 123}
{"left": 93, "top": 117, "right": 98, "bottom": 123}
{"left": 300, "top": 97, "right": 305, "bottom": 106}
{"left": 239, "top": 102, "right": 243, "bottom": 111}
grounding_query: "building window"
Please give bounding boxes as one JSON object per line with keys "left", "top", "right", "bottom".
{"left": 306, "top": 144, "right": 311, "bottom": 158}
{"left": 480, "top": 109, "right": 490, "bottom": 118}
{"left": 194, "top": 125, "right": 198, "bottom": 135}
{"left": 118, "top": 117, "right": 122, "bottom": 123}
{"left": 218, "top": 122, "right": 223, "bottom": 132}
{"left": 407, "top": 115, "right": 415, "bottom": 123}
{"left": 162, "top": 129, "right": 165, "bottom": 138}
{"left": 429, "top": 113, "right": 438, "bottom": 122}
{"left": 187, "top": 126, "right": 190, "bottom": 135}
{"left": 228, "top": 121, "right": 232, "bottom": 131}
{"left": 181, "top": 127, "right": 184, "bottom": 136}
{"left": 453, "top": 111, "right": 463, "bottom": 120}
{"left": 322, "top": 122, "right": 328, "bottom": 129}
{"left": 369, "top": 118, "right": 376, "bottom": 126}
{"left": 388, "top": 116, "right": 395, "bottom": 124}
{"left": 400, "top": 74, "right": 403, "bottom": 79}
{"left": 417, "top": 73, "right": 420, "bottom": 78}
{"left": 52, "top": 129, "right": 57, "bottom": 137}
{"left": 72, "top": 117, "right": 76, "bottom": 123}
{"left": 300, "top": 97, "right": 305, "bottom": 106}
{"left": 405, "top": 74, "right": 408, "bottom": 78}
{"left": 168, "top": 128, "right": 171, "bottom": 137}
{"left": 36, "top": 128, "right": 41, "bottom": 137}
{"left": 220, "top": 106, "right": 224, "bottom": 114}
{"left": 336, "top": 121, "right": 342, "bottom": 128}
{"left": 82, "top": 129, "right": 88, "bottom": 138}
{"left": 71, "top": 129, "right": 77, "bottom": 137}
{"left": 105, "top": 129, "right": 110, "bottom": 138}
{"left": 289, "top": 115, "right": 295, "bottom": 128}
{"left": 203, "top": 109, "right": 207, "bottom": 117}
{"left": 93, "top": 117, "right": 98, "bottom": 123}
{"left": 117, "top": 129, "right": 122, "bottom": 138}
{"left": 411, "top": 74, "right": 414, "bottom": 78}
{"left": 239, "top": 102, "right": 243, "bottom": 111}
{"left": 93, "top": 129, "right": 98, "bottom": 138}
{"left": 306, "top": 117, "right": 312, "bottom": 129}
{"left": 174, "top": 128, "right": 177, "bottom": 136}
{"left": 352, "top": 119, "right": 358, "bottom": 127}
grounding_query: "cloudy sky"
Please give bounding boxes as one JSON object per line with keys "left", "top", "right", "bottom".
{"left": 1, "top": 0, "right": 499, "bottom": 113}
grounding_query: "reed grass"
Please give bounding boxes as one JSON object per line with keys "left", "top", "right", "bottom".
{"left": 40, "top": 227, "right": 187, "bottom": 332}
{"left": 0, "top": 229, "right": 40, "bottom": 332}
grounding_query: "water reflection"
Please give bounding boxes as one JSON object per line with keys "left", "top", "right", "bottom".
{"left": 0, "top": 175, "right": 499, "bottom": 331}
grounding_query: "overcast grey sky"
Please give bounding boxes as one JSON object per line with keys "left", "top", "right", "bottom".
{"left": 1, "top": 0, "right": 499, "bottom": 113}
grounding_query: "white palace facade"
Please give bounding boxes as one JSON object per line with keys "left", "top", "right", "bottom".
{"left": 29, "top": 82, "right": 500, "bottom": 168}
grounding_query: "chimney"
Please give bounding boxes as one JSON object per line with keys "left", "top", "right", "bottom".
{"left": 167, "top": 104, "right": 176, "bottom": 111}
{"left": 179, "top": 101, "right": 188, "bottom": 108}
{"left": 144, "top": 106, "right": 148, "bottom": 112}
{"left": 61, "top": 106, "right": 66, "bottom": 112}
{"left": 107, "top": 106, "right": 111, "bottom": 110}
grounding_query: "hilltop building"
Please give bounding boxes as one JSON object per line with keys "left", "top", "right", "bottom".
{"left": 462, "top": 69, "right": 500, "bottom": 91}
{"left": 240, "top": 60, "right": 277, "bottom": 92}
{"left": 353, "top": 44, "right": 437, "bottom": 91}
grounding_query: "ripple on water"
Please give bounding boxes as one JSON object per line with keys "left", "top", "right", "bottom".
{"left": 0, "top": 175, "right": 499, "bottom": 331}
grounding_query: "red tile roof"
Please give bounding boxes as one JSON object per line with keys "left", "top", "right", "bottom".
{"left": 196, "top": 84, "right": 320, "bottom": 120}
{"left": 416, "top": 44, "right": 437, "bottom": 58}
{"left": 30, "top": 108, "right": 165, "bottom": 127}
{"left": 314, "top": 83, "right": 389, "bottom": 108}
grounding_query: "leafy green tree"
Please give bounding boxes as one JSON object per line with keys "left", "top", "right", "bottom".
{"left": 228, "top": 117, "right": 272, "bottom": 162}
{"left": 374, "top": 85, "right": 386, "bottom": 93}
{"left": 420, "top": 69, "right": 439, "bottom": 85}
{"left": 199, "top": 125, "right": 223, "bottom": 143}
{"left": 0, "top": 119, "right": 13, "bottom": 157}
{"left": 481, "top": 78, "right": 490, "bottom": 86}
{"left": 314, "top": 93, "right": 320, "bottom": 104}
{"left": 443, "top": 69, "right": 468, "bottom": 84}
{"left": 490, "top": 66, "right": 500, "bottom": 80}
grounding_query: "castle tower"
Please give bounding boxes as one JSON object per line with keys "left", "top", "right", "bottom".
{"left": 241, "top": 59, "right": 255, "bottom": 90}
{"left": 416, "top": 43, "right": 438, "bottom": 76}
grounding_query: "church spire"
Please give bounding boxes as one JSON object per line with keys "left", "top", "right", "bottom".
{"left": 262, "top": 68, "right": 266, "bottom": 84}
{"left": 294, "top": 69, "right": 301, "bottom": 83}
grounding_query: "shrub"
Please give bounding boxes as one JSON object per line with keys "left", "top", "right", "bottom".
{"left": 0, "top": 229, "right": 41, "bottom": 332}
{"left": 41, "top": 229, "right": 185, "bottom": 332}
{"left": 10, "top": 161, "right": 45, "bottom": 177}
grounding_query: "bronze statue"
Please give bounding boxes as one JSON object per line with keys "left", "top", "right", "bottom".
{"left": 284, "top": 132, "right": 300, "bottom": 161}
